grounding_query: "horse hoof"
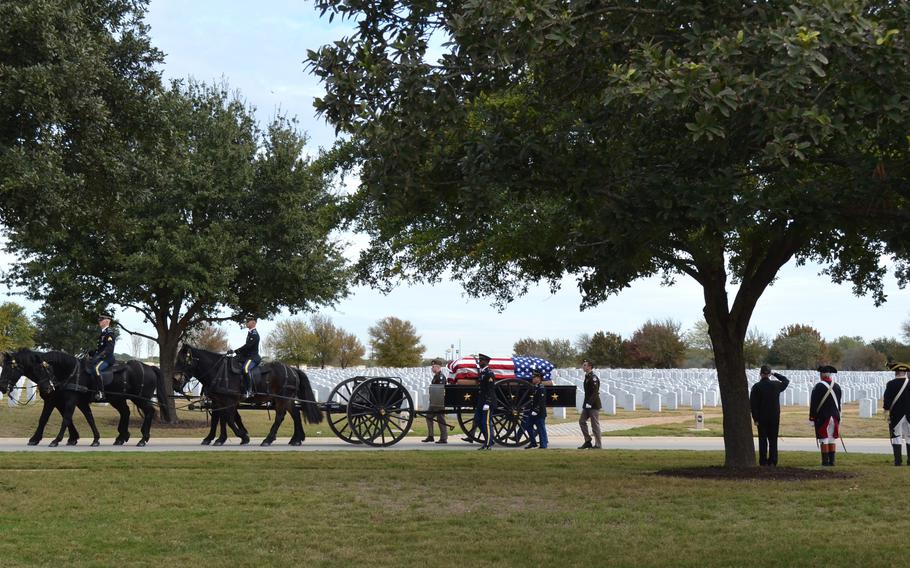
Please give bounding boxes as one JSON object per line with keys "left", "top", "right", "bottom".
{"left": 137, "top": 440, "right": 147, "bottom": 447}
{"left": 213, "top": 439, "right": 225, "bottom": 446}
{"left": 27, "top": 439, "right": 40, "bottom": 446}
{"left": 113, "top": 439, "right": 124, "bottom": 446}
{"left": 91, "top": 440, "right": 100, "bottom": 447}
{"left": 48, "top": 440, "right": 60, "bottom": 448}
{"left": 289, "top": 440, "right": 302, "bottom": 447}
{"left": 200, "top": 439, "right": 212, "bottom": 446}
{"left": 260, "top": 439, "right": 272, "bottom": 447}
{"left": 240, "top": 437, "right": 250, "bottom": 446}
{"left": 66, "top": 439, "right": 78, "bottom": 446}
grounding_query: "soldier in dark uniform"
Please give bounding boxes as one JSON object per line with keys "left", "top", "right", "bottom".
{"left": 883, "top": 362, "right": 910, "bottom": 466}
{"left": 476, "top": 353, "right": 497, "bottom": 450}
{"left": 87, "top": 312, "right": 116, "bottom": 401}
{"left": 578, "top": 359, "right": 602, "bottom": 449}
{"left": 810, "top": 365, "right": 842, "bottom": 466}
{"left": 523, "top": 368, "right": 548, "bottom": 449}
{"left": 749, "top": 365, "right": 789, "bottom": 466}
{"left": 422, "top": 360, "right": 448, "bottom": 444}
{"left": 230, "top": 316, "right": 261, "bottom": 398}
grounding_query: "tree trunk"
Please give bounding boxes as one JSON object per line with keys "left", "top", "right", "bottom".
{"left": 702, "top": 271, "right": 756, "bottom": 467}
{"left": 156, "top": 332, "right": 179, "bottom": 423}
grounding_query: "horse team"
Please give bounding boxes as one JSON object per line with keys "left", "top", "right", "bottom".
{"left": 0, "top": 345, "right": 323, "bottom": 447}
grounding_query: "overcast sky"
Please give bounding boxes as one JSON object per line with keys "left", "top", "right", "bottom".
{"left": 3, "top": 1, "right": 908, "bottom": 361}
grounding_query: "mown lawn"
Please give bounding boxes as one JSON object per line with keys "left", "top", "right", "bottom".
{"left": 0, "top": 450, "right": 904, "bottom": 567}
{"left": 605, "top": 403, "right": 891, "bottom": 438}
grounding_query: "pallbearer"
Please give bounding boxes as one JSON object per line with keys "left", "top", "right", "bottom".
{"left": 883, "top": 363, "right": 910, "bottom": 466}
{"left": 476, "top": 353, "right": 497, "bottom": 451}
{"left": 810, "top": 365, "right": 842, "bottom": 466}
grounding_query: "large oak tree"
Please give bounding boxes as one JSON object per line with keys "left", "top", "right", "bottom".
{"left": 309, "top": 0, "right": 910, "bottom": 465}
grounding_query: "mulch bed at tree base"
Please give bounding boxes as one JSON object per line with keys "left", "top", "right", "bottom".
{"left": 654, "top": 466, "right": 857, "bottom": 481}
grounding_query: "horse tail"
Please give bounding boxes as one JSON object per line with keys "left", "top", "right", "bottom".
{"left": 296, "top": 369, "right": 323, "bottom": 424}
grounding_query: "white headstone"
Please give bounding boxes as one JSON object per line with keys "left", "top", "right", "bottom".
{"left": 859, "top": 398, "right": 875, "bottom": 418}
{"left": 602, "top": 393, "right": 616, "bottom": 415}
{"left": 692, "top": 392, "right": 704, "bottom": 411}
{"left": 623, "top": 393, "right": 636, "bottom": 411}
{"left": 649, "top": 394, "right": 662, "bottom": 412}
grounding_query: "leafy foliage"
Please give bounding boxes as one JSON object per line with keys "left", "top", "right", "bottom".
{"left": 0, "top": 302, "right": 36, "bottom": 351}
{"left": 626, "top": 319, "right": 687, "bottom": 369}
{"left": 184, "top": 325, "right": 230, "bottom": 353}
{"left": 368, "top": 317, "right": 424, "bottom": 367}
{"left": 310, "top": 0, "right": 910, "bottom": 464}
{"left": 512, "top": 337, "right": 577, "bottom": 367}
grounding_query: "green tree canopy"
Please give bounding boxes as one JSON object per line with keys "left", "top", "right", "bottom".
{"left": 583, "top": 331, "right": 629, "bottom": 368}
{"left": 265, "top": 319, "right": 317, "bottom": 367}
{"left": 512, "top": 337, "right": 578, "bottom": 367}
{"left": 2, "top": 80, "right": 349, "bottom": 421}
{"left": 0, "top": 302, "right": 36, "bottom": 351}
{"left": 309, "top": 0, "right": 910, "bottom": 465}
{"left": 368, "top": 317, "right": 424, "bottom": 367}
{"left": 337, "top": 330, "right": 366, "bottom": 369}
{"left": 627, "top": 319, "right": 687, "bottom": 369}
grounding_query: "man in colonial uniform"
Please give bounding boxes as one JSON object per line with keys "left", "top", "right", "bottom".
{"left": 87, "top": 312, "right": 116, "bottom": 401}
{"left": 883, "top": 362, "right": 910, "bottom": 466}
{"left": 750, "top": 365, "right": 789, "bottom": 466}
{"left": 810, "top": 365, "right": 842, "bottom": 466}
{"left": 230, "top": 316, "right": 261, "bottom": 399}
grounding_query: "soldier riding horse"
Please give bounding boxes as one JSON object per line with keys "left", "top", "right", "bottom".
{"left": 1, "top": 350, "right": 102, "bottom": 446}
{"left": 1, "top": 348, "right": 160, "bottom": 446}
{"left": 173, "top": 345, "right": 323, "bottom": 446}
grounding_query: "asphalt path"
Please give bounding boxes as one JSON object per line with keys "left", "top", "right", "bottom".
{"left": 0, "top": 436, "right": 894, "bottom": 453}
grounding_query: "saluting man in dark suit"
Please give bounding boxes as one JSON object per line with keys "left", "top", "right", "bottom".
{"left": 88, "top": 312, "right": 116, "bottom": 401}
{"left": 230, "top": 316, "right": 261, "bottom": 399}
{"left": 749, "top": 365, "right": 789, "bottom": 466}
{"left": 883, "top": 362, "right": 910, "bottom": 466}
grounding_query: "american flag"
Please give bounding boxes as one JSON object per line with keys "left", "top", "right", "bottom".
{"left": 446, "top": 356, "right": 555, "bottom": 382}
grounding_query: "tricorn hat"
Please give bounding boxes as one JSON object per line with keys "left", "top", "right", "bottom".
{"left": 890, "top": 362, "right": 910, "bottom": 373}
{"left": 817, "top": 365, "right": 838, "bottom": 374}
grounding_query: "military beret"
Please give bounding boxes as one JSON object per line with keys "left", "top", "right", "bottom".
{"left": 890, "top": 362, "right": 910, "bottom": 372}
{"left": 817, "top": 365, "right": 838, "bottom": 374}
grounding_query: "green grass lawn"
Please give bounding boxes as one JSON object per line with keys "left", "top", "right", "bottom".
{"left": 609, "top": 403, "right": 892, "bottom": 438}
{"left": 0, "top": 450, "right": 905, "bottom": 567}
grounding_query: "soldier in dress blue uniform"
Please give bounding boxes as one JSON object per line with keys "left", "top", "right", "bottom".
{"left": 810, "top": 365, "right": 842, "bottom": 466}
{"left": 476, "top": 353, "right": 497, "bottom": 450}
{"left": 883, "top": 362, "right": 910, "bottom": 466}
{"left": 88, "top": 312, "right": 116, "bottom": 401}
{"left": 523, "top": 368, "right": 548, "bottom": 449}
{"left": 230, "top": 316, "right": 261, "bottom": 398}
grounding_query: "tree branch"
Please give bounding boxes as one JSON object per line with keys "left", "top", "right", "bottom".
{"left": 116, "top": 322, "right": 158, "bottom": 343}
{"left": 123, "top": 303, "right": 155, "bottom": 325}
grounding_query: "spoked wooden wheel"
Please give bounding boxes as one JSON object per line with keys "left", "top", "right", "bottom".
{"left": 325, "top": 377, "right": 367, "bottom": 444}
{"left": 456, "top": 405, "right": 485, "bottom": 444}
{"left": 492, "top": 379, "right": 532, "bottom": 447}
{"left": 347, "top": 377, "right": 414, "bottom": 447}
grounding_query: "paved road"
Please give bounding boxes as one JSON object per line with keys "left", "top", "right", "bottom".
{"left": 0, "top": 436, "right": 893, "bottom": 453}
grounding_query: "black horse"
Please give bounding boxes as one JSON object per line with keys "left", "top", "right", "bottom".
{"left": 3, "top": 349, "right": 160, "bottom": 446}
{"left": 1, "top": 350, "right": 102, "bottom": 446}
{"left": 173, "top": 344, "right": 322, "bottom": 446}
